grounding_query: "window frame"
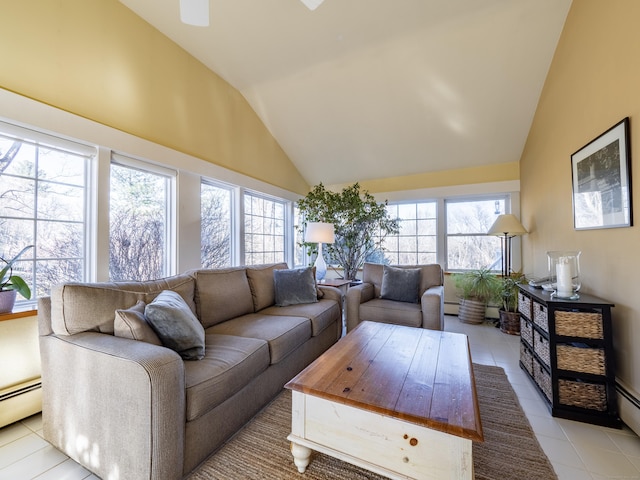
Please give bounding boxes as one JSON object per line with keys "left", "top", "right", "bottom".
{"left": 0, "top": 121, "right": 95, "bottom": 309}
{"left": 109, "top": 153, "right": 177, "bottom": 280}
{"left": 444, "top": 194, "right": 511, "bottom": 273}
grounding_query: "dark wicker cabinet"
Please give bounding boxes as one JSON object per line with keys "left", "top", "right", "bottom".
{"left": 518, "top": 285, "right": 621, "bottom": 427}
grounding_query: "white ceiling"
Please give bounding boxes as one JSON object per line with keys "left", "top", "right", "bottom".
{"left": 119, "top": 0, "right": 572, "bottom": 187}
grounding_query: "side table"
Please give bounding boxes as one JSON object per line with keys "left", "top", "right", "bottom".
{"left": 319, "top": 278, "right": 351, "bottom": 296}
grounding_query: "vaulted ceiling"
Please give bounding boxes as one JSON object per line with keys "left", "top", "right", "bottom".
{"left": 119, "top": 0, "right": 572, "bottom": 187}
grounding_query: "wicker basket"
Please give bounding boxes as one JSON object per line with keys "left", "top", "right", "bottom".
{"left": 534, "top": 364, "right": 552, "bottom": 402}
{"left": 558, "top": 379, "right": 607, "bottom": 411}
{"left": 520, "top": 343, "right": 534, "bottom": 377}
{"left": 557, "top": 344, "right": 606, "bottom": 375}
{"left": 555, "top": 310, "right": 604, "bottom": 339}
{"left": 534, "top": 330, "right": 550, "bottom": 368}
{"left": 521, "top": 317, "right": 533, "bottom": 347}
{"left": 499, "top": 310, "right": 521, "bottom": 335}
{"left": 533, "top": 302, "right": 549, "bottom": 333}
{"left": 518, "top": 292, "right": 531, "bottom": 320}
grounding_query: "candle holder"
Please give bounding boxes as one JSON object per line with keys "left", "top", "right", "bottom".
{"left": 547, "top": 251, "right": 581, "bottom": 300}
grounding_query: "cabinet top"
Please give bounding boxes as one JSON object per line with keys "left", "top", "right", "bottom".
{"left": 518, "top": 284, "right": 615, "bottom": 308}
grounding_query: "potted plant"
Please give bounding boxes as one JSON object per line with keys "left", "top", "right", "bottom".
{"left": 496, "top": 272, "right": 526, "bottom": 334}
{"left": 297, "top": 183, "right": 399, "bottom": 281}
{"left": 454, "top": 267, "right": 500, "bottom": 324}
{"left": 0, "top": 245, "right": 33, "bottom": 313}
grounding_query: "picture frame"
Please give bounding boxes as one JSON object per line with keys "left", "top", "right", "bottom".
{"left": 571, "top": 117, "right": 632, "bottom": 230}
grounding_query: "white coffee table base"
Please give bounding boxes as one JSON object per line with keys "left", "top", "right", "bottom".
{"left": 288, "top": 391, "right": 474, "bottom": 480}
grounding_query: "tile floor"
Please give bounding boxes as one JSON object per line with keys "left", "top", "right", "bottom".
{"left": 1, "top": 315, "right": 640, "bottom": 479}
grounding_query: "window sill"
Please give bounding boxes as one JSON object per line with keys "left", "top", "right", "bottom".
{"left": 0, "top": 307, "right": 38, "bottom": 322}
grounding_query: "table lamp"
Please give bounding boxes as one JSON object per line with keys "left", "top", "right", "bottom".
{"left": 304, "top": 222, "right": 335, "bottom": 282}
{"left": 487, "top": 214, "right": 528, "bottom": 277}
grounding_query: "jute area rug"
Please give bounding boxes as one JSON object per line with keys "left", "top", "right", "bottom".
{"left": 189, "top": 364, "right": 557, "bottom": 480}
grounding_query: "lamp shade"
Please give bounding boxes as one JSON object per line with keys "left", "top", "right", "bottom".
{"left": 180, "top": 0, "right": 209, "bottom": 26}
{"left": 487, "top": 214, "right": 528, "bottom": 236}
{"left": 300, "top": 0, "right": 325, "bottom": 10}
{"left": 304, "top": 222, "right": 335, "bottom": 244}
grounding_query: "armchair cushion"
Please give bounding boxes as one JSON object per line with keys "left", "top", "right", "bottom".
{"left": 380, "top": 265, "right": 421, "bottom": 303}
{"left": 145, "top": 290, "right": 206, "bottom": 360}
{"left": 114, "top": 300, "right": 162, "bottom": 346}
{"left": 274, "top": 267, "right": 318, "bottom": 307}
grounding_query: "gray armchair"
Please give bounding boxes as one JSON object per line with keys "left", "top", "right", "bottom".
{"left": 346, "top": 263, "right": 444, "bottom": 332}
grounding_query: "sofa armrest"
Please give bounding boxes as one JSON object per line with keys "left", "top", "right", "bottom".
{"left": 345, "top": 282, "right": 375, "bottom": 332}
{"left": 40, "top": 332, "right": 185, "bottom": 480}
{"left": 420, "top": 285, "right": 445, "bottom": 331}
{"left": 318, "top": 285, "right": 342, "bottom": 309}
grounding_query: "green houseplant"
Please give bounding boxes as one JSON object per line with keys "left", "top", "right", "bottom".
{"left": 0, "top": 245, "right": 33, "bottom": 313}
{"left": 297, "top": 183, "right": 399, "bottom": 281}
{"left": 454, "top": 267, "right": 500, "bottom": 324}
{"left": 496, "top": 271, "right": 526, "bottom": 334}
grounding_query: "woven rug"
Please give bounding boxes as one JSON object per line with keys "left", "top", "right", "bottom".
{"left": 189, "top": 364, "right": 557, "bottom": 480}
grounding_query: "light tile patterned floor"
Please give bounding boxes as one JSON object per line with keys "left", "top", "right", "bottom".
{"left": 1, "top": 315, "right": 639, "bottom": 479}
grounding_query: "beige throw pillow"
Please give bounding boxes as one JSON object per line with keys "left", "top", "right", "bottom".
{"left": 114, "top": 300, "right": 162, "bottom": 346}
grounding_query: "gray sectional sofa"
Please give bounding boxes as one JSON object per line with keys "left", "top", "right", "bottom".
{"left": 38, "top": 263, "right": 342, "bottom": 480}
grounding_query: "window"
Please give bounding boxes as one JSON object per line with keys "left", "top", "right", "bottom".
{"left": 445, "top": 197, "right": 506, "bottom": 271}
{"left": 382, "top": 202, "right": 437, "bottom": 264}
{"left": 201, "top": 180, "right": 233, "bottom": 268}
{"left": 244, "top": 192, "right": 285, "bottom": 265}
{"left": 0, "top": 122, "right": 94, "bottom": 304}
{"left": 109, "top": 156, "right": 175, "bottom": 281}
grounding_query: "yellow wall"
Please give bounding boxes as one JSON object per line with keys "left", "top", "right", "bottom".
{"left": 520, "top": 0, "right": 640, "bottom": 420}
{"left": 0, "top": 0, "right": 308, "bottom": 194}
{"left": 331, "top": 161, "right": 520, "bottom": 194}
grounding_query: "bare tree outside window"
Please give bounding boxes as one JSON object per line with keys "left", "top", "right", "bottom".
{"left": 201, "top": 181, "right": 232, "bottom": 268}
{"left": 244, "top": 193, "right": 285, "bottom": 265}
{"left": 446, "top": 198, "right": 505, "bottom": 271}
{"left": 0, "top": 132, "right": 89, "bottom": 302}
{"left": 109, "top": 162, "right": 170, "bottom": 281}
{"left": 381, "top": 202, "right": 437, "bottom": 265}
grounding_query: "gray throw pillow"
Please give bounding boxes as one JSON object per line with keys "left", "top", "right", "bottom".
{"left": 274, "top": 267, "right": 319, "bottom": 307}
{"left": 380, "top": 265, "right": 421, "bottom": 303}
{"left": 145, "top": 290, "right": 205, "bottom": 360}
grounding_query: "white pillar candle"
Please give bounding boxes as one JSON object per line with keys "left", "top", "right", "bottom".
{"left": 556, "top": 259, "right": 573, "bottom": 297}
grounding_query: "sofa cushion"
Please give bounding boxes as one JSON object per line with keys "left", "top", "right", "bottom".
{"left": 246, "top": 263, "right": 288, "bottom": 311}
{"left": 113, "top": 300, "right": 162, "bottom": 345}
{"left": 359, "top": 298, "right": 423, "bottom": 327}
{"left": 50, "top": 274, "right": 196, "bottom": 335}
{"left": 380, "top": 265, "right": 421, "bottom": 303}
{"left": 206, "top": 314, "right": 311, "bottom": 364}
{"left": 261, "top": 299, "right": 340, "bottom": 337}
{"left": 274, "top": 267, "right": 318, "bottom": 307}
{"left": 184, "top": 334, "right": 270, "bottom": 421}
{"left": 145, "top": 290, "right": 206, "bottom": 360}
{"left": 193, "top": 268, "right": 254, "bottom": 328}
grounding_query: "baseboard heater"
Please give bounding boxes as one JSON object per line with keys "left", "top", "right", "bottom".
{"left": 0, "top": 379, "right": 42, "bottom": 428}
{"left": 616, "top": 381, "right": 640, "bottom": 436}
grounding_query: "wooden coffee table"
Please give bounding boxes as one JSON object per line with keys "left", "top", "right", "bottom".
{"left": 285, "top": 321, "right": 483, "bottom": 479}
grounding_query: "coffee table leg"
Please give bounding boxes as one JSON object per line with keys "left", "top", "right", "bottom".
{"left": 290, "top": 441, "right": 312, "bottom": 473}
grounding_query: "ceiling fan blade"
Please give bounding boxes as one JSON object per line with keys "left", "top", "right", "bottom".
{"left": 180, "top": 0, "right": 209, "bottom": 27}
{"left": 300, "top": 0, "right": 325, "bottom": 11}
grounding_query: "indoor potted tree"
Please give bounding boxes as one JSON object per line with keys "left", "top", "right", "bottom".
{"left": 496, "top": 271, "right": 526, "bottom": 334}
{"left": 454, "top": 267, "right": 500, "bottom": 324}
{"left": 0, "top": 245, "right": 33, "bottom": 313}
{"left": 297, "top": 183, "right": 399, "bottom": 281}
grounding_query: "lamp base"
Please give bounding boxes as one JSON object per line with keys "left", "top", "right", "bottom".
{"left": 314, "top": 244, "right": 327, "bottom": 282}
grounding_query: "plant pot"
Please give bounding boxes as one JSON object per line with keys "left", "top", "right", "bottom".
{"left": 0, "top": 290, "right": 17, "bottom": 314}
{"left": 458, "top": 298, "right": 486, "bottom": 324}
{"left": 499, "top": 309, "right": 521, "bottom": 335}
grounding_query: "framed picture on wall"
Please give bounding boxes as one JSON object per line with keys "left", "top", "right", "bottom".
{"left": 571, "top": 117, "right": 632, "bottom": 230}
